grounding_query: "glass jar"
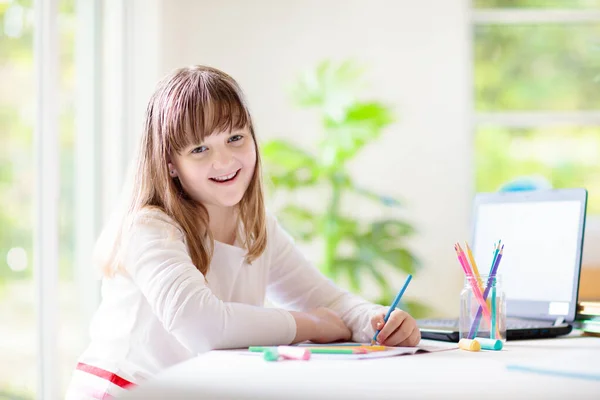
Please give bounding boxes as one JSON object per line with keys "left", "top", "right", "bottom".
{"left": 459, "top": 274, "right": 506, "bottom": 342}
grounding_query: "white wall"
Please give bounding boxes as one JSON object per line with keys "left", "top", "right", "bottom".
{"left": 133, "top": 0, "right": 472, "bottom": 317}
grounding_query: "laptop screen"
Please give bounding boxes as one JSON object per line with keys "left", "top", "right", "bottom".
{"left": 472, "top": 190, "right": 587, "bottom": 322}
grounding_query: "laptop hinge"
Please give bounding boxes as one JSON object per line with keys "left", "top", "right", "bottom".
{"left": 554, "top": 317, "right": 565, "bottom": 326}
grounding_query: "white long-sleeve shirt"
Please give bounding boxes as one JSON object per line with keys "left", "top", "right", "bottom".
{"left": 72, "top": 208, "right": 384, "bottom": 386}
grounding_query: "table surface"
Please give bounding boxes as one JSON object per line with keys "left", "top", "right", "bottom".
{"left": 123, "top": 333, "right": 600, "bottom": 400}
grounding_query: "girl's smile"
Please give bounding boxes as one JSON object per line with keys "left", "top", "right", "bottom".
{"left": 210, "top": 168, "right": 241, "bottom": 184}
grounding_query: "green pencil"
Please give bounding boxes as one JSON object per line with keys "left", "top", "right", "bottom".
{"left": 248, "top": 346, "right": 361, "bottom": 355}
{"left": 306, "top": 348, "right": 359, "bottom": 354}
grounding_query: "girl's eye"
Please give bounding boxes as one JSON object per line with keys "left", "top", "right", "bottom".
{"left": 191, "top": 145, "right": 208, "bottom": 154}
{"left": 228, "top": 134, "right": 243, "bottom": 143}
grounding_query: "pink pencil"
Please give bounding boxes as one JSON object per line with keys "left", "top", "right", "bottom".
{"left": 455, "top": 244, "right": 492, "bottom": 325}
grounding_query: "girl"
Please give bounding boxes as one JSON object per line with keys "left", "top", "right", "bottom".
{"left": 65, "top": 65, "right": 420, "bottom": 400}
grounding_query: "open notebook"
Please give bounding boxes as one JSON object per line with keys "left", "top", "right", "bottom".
{"left": 239, "top": 341, "right": 456, "bottom": 360}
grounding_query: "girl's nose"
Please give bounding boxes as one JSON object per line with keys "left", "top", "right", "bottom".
{"left": 212, "top": 149, "right": 234, "bottom": 170}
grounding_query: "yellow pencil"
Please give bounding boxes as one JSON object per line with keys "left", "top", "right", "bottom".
{"left": 465, "top": 242, "right": 483, "bottom": 290}
{"left": 465, "top": 242, "right": 480, "bottom": 279}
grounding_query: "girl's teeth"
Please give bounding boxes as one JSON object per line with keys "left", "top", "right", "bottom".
{"left": 213, "top": 170, "right": 237, "bottom": 182}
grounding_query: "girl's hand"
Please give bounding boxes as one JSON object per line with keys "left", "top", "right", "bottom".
{"left": 370, "top": 309, "right": 421, "bottom": 347}
{"left": 290, "top": 308, "right": 351, "bottom": 344}
{"left": 308, "top": 307, "right": 352, "bottom": 343}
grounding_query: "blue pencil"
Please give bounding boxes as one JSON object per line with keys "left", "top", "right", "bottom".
{"left": 371, "top": 274, "right": 413, "bottom": 345}
{"left": 490, "top": 284, "right": 497, "bottom": 339}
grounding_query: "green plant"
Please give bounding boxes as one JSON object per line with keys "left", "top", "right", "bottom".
{"left": 262, "top": 60, "right": 427, "bottom": 316}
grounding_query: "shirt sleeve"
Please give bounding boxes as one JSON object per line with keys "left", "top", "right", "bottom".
{"left": 265, "top": 213, "right": 386, "bottom": 343}
{"left": 122, "top": 209, "right": 296, "bottom": 354}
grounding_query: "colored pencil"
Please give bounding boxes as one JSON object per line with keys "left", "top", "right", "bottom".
{"left": 249, "top": 346, "right": 369, "bottom": 355}
{"left": 491, "top": 284, "right": 497, "bottom": 339}
{"left": 469, "top": 243, "right": 504, "bottom": 339}
{"left": 465, "top": 242, "right": 483, "bottom": 290}
{"left": 371, "top": 274, "right": 413, "bottom": 345}
{"left": 455, "top": 244, "right": 492, "bottom": 327}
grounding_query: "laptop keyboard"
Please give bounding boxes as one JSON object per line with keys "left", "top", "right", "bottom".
{"left": 506, "top": 319, "right": 555, "bottom": 329}
{"left": 418, "top": 318, "right": 556, "bottom": 329}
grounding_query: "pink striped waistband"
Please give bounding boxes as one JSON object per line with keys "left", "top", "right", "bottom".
{"left": 76, "top": 362, "right": 137, "bottom": 390}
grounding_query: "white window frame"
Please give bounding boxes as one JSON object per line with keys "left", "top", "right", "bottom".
{"left": 74, "top": 0, "right": 104, "bottom": 343}
{"left": 34, "top": 0, "right": 59, "bottom": 398}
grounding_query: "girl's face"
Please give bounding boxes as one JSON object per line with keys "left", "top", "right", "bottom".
{"left": 169, "top": 128, "right": 257, "bottom": 210}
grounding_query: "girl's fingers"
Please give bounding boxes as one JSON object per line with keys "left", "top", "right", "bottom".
{"left": 382, "top": 316, "right": 414, "bottom": 345}
{"left": 397, "top": 325, "right": 421, "bottom": 347}
{"left": 371, "top": 313, "right": 386, "bottom": 331}
{"left": 376, "top": 310, "right": 407, "bottom": 344}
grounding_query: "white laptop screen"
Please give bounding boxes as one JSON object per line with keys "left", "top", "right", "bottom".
{"left": 472, "top": 200, "right": 582, "bottom": 318}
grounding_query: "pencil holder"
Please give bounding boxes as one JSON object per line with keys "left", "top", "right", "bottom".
{"left": 459, "top": 274, "right": 506, "bottom": 343}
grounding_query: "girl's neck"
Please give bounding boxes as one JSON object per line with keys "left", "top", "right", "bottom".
{"left": 206, "top": 204, "right": 238, "bottom": 245}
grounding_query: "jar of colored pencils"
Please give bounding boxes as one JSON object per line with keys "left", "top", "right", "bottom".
{"left": 459, "top": 274, "right": 506, "bottom": 342}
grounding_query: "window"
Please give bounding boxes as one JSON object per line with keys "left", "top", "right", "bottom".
{"left": 472, "top": 0, "right": 600, "bottom": 214}
{"left": 1, "top": 0, "right": 39, "bottom": 397}
{"left": 1, "top": 0, "right": 103, "bottom": 398}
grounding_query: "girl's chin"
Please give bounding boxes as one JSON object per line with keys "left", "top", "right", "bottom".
{"left": 204, "top": 191, "right": 247, "bottom": 209}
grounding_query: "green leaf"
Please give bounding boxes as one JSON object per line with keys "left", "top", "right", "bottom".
{"left": 268, "top": 171, "right": 318, "bottom": 189}
{"left": 291, "top": 60, "right": 368, "bottom": 124}
{"left": 346, "top": 264, "right": 361, "bottom": 293}
{"left": 278, "top": 205, "right": 320, "bottom": 241}
{"left": 344, "top": 101, "right": 395, "bottom": 130}
{"left": 371, "top": 220, "right": 416, "bottom": 242}
{"left": 320, "top": 102, "right": 395, "bottom": 166}
{"left": 262, "top": 140, "right": 321, "bottom": 188}
{"left": 333, "top": 216, "right": 360, "bottom": 238}
{"left": 376, "top": 248, "right": 419, "bottom": 275}
{"left": 350, "top": 220, "right": 420, "bottom": 275}
{"left": 291, "top": 60, "right": 365, "bottom": 108}
{"left": 262, "top": 140, "right": 318, "bottom": 170}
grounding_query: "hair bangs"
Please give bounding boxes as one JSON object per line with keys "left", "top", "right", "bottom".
{"left": 165, "top": 72, "right": 251, "bottom": 155}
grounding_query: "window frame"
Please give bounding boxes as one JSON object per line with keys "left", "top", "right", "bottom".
{"left": 34, "top": 0, "right": 60, "bottom": 398}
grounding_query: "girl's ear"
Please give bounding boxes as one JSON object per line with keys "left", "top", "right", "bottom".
{"left": 167, "top": 162, "right": 178, "bottom": 178}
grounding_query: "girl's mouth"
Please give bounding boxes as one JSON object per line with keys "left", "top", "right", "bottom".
{"left": 209, "top": 169, "right": 240, "bottom": 184}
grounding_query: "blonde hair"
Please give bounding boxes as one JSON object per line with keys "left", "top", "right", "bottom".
{"left": 97, "top": 65, "right": 267, "bottom": 277}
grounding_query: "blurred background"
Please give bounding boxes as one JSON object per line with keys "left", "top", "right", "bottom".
{"left": 1, "top": 0, "right": 599, "bottom": 398}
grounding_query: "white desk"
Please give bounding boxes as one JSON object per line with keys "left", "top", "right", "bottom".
{"left": 124, "top": 334, "right": 600, "bottom": 399}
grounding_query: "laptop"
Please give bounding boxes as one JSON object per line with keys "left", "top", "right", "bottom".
{"left": 418, "top": 188, "right": 588, "bottom": 341}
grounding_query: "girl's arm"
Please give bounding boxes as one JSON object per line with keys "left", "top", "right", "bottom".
{"left": 122, "top": 211, "right": 310, "bottom": 353}
{"left": 265, "top": 214, "right": 387, "bottom": 343}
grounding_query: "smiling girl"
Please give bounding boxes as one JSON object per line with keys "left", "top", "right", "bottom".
{"left": 64, "top": 65, "right": 420, "bottom": 400}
